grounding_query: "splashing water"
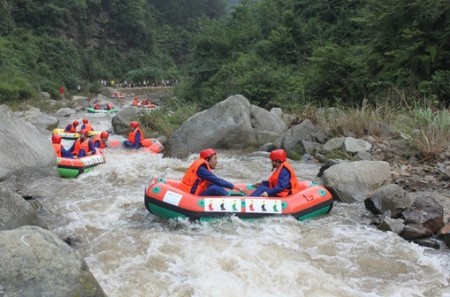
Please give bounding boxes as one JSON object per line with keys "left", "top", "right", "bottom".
{"left": 26, "top": 112, "right": 450, "bottom": 297}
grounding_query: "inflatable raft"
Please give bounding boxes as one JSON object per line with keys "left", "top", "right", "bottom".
{"left": 136, "top": 104, "right": 156, "bottom": 109}
{"left": 57, "top": 151, "right": 106, "bottom": 178}
{"left": 144, "top": 178, "right": 333, "bottom": 221}
{"left": 87, "top": 107, "right": 119, "bottom": 113}
{"left": 141, "top": 138, "right": 164, "bottom": 153}
{"left": 52, "top": 128, "right": 101, "bottom": 139}
{"left": 111, "top": 92, "right": 126, "bottom": 99}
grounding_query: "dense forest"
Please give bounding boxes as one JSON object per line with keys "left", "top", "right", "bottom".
{"left": 0, "top": 0, "right": 227, "bottom": 99}
{"left": 1, "top": 0, "right": 449, "bottom": 109}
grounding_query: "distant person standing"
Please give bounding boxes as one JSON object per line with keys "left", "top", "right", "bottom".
{"left": 59, "top": 85, "right": 65, "bottom": 98}
{"left": 77, "top": 85, "right": 81, "bottom": 93}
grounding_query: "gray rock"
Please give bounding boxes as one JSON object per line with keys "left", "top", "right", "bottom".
{"left": 344, "top": 137, "right": 372, "bottom": 153}
{"left": 322, "top": 137, "right": 345, "bottom": 153}
{"left": 167, "top": 95, "right": 257, "bottom": 158}
{"left": 0, "top": 226, "right": 106, "bottom": 297}
{"left": 0, "top": 186, "right": 40, "bottom": 231}
{"left": 322, "top": 160, "right": 391, "bottom": 203}
{"left": 0, "top": 105, "right": 57, "bottom": 183}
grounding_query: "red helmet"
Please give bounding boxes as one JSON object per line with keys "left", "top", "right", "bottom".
{"left": 73, "top": 120, "right": 79, "bottom": 126}
{"left": 269, "top": 149, "right": 287, "bottom": 162}
{"left": 82, "top": 118, "right": 89, "bottom": 124}
{"left": 100, "top": 131, "right": 109, "bottom": 139}
{"left": 200, "top": 148, "right": 216, "bottom": 160}
{"left": 52, "top": 134, "right": 62, "bottom": 144}
{"left": 130, "top": 121, "right": 139, "bottom": 128}
{"left": 79, "top": 129, "right": 89, "bottom": 136}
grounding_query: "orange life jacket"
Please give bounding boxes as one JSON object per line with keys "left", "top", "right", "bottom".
{"left": 268, "top": 161, "right": 300, "bottom": 197}
{"left": 94, "top": 104, "right": 100, "bottom": 110}
{"left": 65, "top": 124, "right": 77, "bottom": 133}
{"left": 127, "top": 128, "right": 144, "bottom": 144}
{"left": 53, "top": 143, "right": 62, "bottom": 157}
{"left": 72, "top": 138, "right": 91, "bottom": 156}
{"left": 92, "top": 135, "right": 106, "bottom": 148}
{"left": 181, "top": 159, "right": 212, "bottom": 195}
{"left": 106, "top": 103, "right": 113, "bottom": 110}
{"left": 132, "top": 99, "right": 139, "bottom": 106}
{"left": 83, "top": 123, "right": 94, "bottom": 132}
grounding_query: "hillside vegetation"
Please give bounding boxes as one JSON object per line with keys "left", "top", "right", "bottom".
{"left": 180, "top": 0, "right": 450, "bottom": 109}
{"left": 0, "top": 0, "right": 226, "bottom": 101}
{"left": 1, "top": 0, "right": 449, "bottom": 111}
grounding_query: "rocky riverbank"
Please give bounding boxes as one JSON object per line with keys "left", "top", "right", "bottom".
{"left": 1, "top": 92, "right": 449, "bottom": 295}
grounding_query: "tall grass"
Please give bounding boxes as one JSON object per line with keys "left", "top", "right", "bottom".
{"left": 395, "top": 108, "right": 450, "bottom": 159}
{"left": 309, "top": 99, "right": 399, "bottom": 139}
{"left": 293, "top": 98, "right": 450, "bottom": 160}
{"left": 139, "top": 97, "right": 199, "bottom": 137}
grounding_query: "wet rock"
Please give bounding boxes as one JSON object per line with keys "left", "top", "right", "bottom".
{"left": 377, "top": 217, "right": 405, "bottom": 234}
{"left": 364, "top": 184, "right": 413, "bottom": 217}
{"left": 439, "top": 222, "right": 450, "bottom": 249}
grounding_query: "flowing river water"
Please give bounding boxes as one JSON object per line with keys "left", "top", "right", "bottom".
{"left": 23, "top": 110, "right": 450, "bottom": 297}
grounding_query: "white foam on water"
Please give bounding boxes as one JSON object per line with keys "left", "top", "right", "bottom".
{"left": 31, "top": 111, "right": 450, "bottom": 297}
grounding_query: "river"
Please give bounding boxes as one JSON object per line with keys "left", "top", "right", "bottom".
{"left": 24, "top": 109, "right": 450, "bottom": 297}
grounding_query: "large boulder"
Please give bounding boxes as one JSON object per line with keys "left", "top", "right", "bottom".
{"left": 167, "top": 95, "right": 257, "bottom": 158}
{"left": 0, "top": 226, "right": 106, "bottom": 297}
{"left": 401, "top": 192, "right": 444, "bottom": 240}
{"left": 250, "top": 105, "right": 287, "bottom": 144}
{"left": 112, "top": 105, "right": 142, "bottom": 135}
{"left": 322, "top": 160, "right": 392, "bottom": 203}
{"left": 279, "top": 119, "right": 317, "bottom": 151}
{"left": 14, "top": 107, "right": 59, "bottom": 134}
{"left": 166, "top": 95, "right": 290, "bottom": 158}
{"left": 0, "top": 105, "right": 57, "bottom": 183}
{"left": 0, "top": 185, "right": 41, "bottom": 230}
{"left": 364, "top": 184, "right": 414, "bottom": 218}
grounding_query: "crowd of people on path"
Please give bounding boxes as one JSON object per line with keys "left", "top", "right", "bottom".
{"left": 99, "top": 79, "right": 177, "bottom": 89}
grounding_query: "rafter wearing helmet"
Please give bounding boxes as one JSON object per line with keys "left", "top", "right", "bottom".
{"left": 123, "top": 121, "right": 144, "bottom": 149}
{"left": 250, "top": 149, "right": 300, "bottom": 197}
{"left": 181, "top": 148, "right": 239, "bottom": 196}
{"left": 68, "top": 129, "right": 96, "bottom": 158}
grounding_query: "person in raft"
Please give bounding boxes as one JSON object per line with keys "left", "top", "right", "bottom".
{"left": 181, "top": 148, "right": 239, "bottom": 196}
{"left": 68, "top": 129, "right": 96, "bottom": 158}
{"left": 123, "top": 121, "right": 143, "bottom": 149}
{"left": 131, "top": 98, "right": 139, "bottom": 106}
{"left": 51, "top": 134, "right": 73, "bottom": 158}
{"left": 64, "top": 120, "right": 79, "bottom": 132}
{"left": 250, "top": 149, "right": 300, "bottom": 197}
{"left": 80, "top": 118, "right": 94, "bottom": 133}
{"left": 92, "top": 131, "right": 109, "bottom": 149}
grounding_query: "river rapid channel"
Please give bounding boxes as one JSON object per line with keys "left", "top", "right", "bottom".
{"left": 23, "top": 110, "right": 450, "bottom": 297}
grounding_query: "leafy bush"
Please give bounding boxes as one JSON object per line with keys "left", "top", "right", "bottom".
{"left": 0, "top": 70, "right": 34, "bottom": 102}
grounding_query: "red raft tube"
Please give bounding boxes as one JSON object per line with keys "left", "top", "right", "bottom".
{"left": 144, "top": 178, "right": 333, "bottom": 221}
